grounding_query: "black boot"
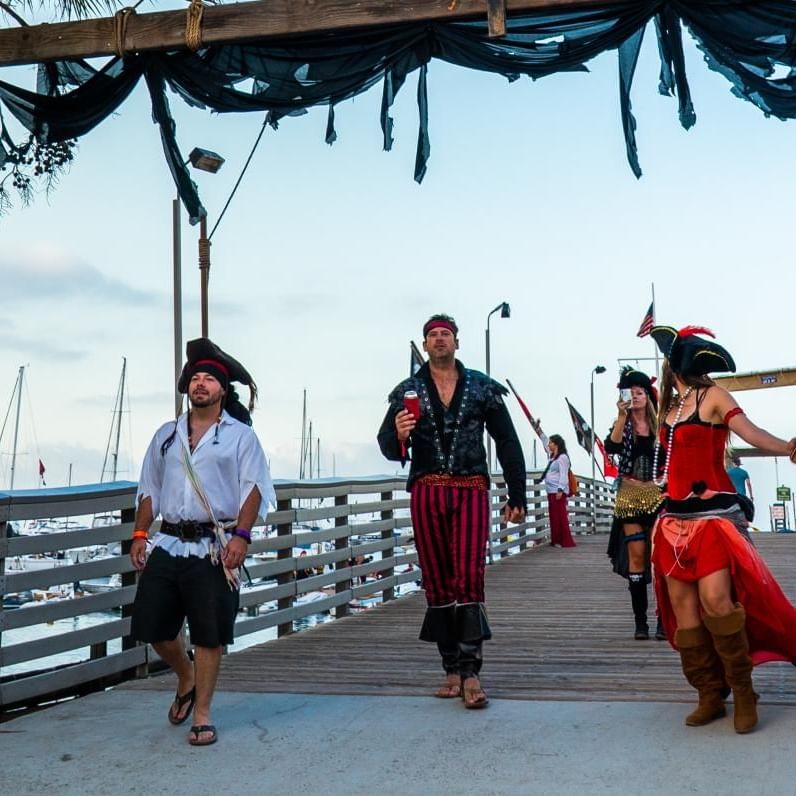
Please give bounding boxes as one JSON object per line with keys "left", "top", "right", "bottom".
{"left": 419, "top": 604, "right": 459, "bottom": 674}
{"left": 456, "top": 603, "right": 491, "bottom": 709}
{"left": 455, "top": 603, "right": 491, "bottom": 678}
{"left": 628, "top": 573, "right": 649, "bottom": 640}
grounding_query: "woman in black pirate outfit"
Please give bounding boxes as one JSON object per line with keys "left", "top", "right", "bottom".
{"left": 605, "top": 367, "right": 665, "bottom": 640}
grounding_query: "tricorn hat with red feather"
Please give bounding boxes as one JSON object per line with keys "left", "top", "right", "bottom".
{"left": 650, "top": 325, "right": 736, "bottom": 376}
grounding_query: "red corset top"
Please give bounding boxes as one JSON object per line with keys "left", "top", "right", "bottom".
{"left": 660, "top": 418, "right": 735, "bottom": 500}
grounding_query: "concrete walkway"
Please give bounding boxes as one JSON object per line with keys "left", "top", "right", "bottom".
{"left": 4, "top": 689, "right": 796, "bottom": 795}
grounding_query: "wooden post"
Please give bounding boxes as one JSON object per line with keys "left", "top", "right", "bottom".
{"left": 486, "top": 0, "right": 507, "bottom": 37}
{"left": 118, "top": 506, "right": 148, "bottom": 677}
{"left": 198, "top": 216, "right": 210, "bottom": 338}
{"left": 0, "top": 520, "right": 7, "bottom": 674}
{"left": 276, "top": 497, "right": 293, "bottom": 638}
{"left": 380, "top": 490, "right": 395, "bottom": 603}
{"left": 334, "top": 493, "right": 351, "bottom": 618}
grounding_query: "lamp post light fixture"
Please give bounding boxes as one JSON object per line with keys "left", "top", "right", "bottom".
{"left": 188, "top": 147, "right": 225, "bottom": 174}
{"left": 172, "top": 147, "right": 225, "bottom": 416}
{"left": 485, "top": 301, "right": 511, "bottom": 472}
{"left": 590, "top": 364, "right": 607, "bottom": 531}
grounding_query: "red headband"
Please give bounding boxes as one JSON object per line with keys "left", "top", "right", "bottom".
{"left": 193, "top": 358, "right": 229, "bottom": 377}
{"left": 424, "top": 320, "right": 457, "bottom": 336}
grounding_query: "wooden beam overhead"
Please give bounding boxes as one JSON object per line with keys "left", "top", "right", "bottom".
{"left": 713, "top": 367, "right": 796, "bottom": 393}
{"left": 0, "top": 0, "right": 609, "bottom": 67}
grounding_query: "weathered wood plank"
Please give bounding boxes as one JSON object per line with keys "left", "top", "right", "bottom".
{"left": 1, "top": 586, "right": 137, "bottom": 632}
{"left": 1, "top": 646, "right": 146, "bottom": 706}
{"left": 1, "top": 618, "right": 130, "bottom": 667}
{"left": 127, "top": 535, "right": 796, "bottom": 705}
{"left": 0, "top": 0, "right": 612, "bottom": 67}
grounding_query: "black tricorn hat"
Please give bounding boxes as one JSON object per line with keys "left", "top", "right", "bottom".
{"left": 650, "top": 325, "right": 736, "bottom": 376}
{"left": 177, "top": 338, "right": 254, "bottom": 393}
{"left": 617, "top": 366, "right": 657, "bottom": 409}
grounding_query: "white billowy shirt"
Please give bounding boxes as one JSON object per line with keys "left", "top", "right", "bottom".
{"left": 137, "top": 409, "right": 276, "bottom": 558}
{"left": 538, "top": 431, "right": 570, "bottom": 495}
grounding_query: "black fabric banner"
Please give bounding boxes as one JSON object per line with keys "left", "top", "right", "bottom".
{"left": 2, "top": 1, "right": 796, "bottom": 221}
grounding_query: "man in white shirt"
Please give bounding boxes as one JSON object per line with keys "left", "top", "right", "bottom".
{"left": 129, "top": 338, "right": 275, "bottom": 746}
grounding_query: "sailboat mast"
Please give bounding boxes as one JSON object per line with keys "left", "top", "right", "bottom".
{"left": 111, "top": 357, "right": 127, "bottom": 481}
{"left": 308, "top": 420, "right": 313, "bottom": 479}
{"left": 299, "top": 389, "right": 307, "bottom": 479}
{"left": 9, "top": 365, "right": 24, "bottom": 490}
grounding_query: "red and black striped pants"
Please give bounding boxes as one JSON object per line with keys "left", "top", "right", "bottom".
{"left": 409, "top": 481, "right": 491, "bottom": 606}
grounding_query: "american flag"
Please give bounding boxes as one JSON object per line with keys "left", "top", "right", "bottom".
{"left": 636, "top": 302, "right": 655, "bottom": 338}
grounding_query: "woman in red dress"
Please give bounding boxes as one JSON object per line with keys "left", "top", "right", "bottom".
{"left": 650, "top": 325, "right": 796, "bottom": 734}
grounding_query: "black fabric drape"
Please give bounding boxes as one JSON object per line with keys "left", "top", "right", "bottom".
{"left": 2, "top": 1, "right": 796, "bottom": 219}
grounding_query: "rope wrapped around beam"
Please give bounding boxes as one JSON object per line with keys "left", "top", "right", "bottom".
{"left": 112, "top": 7, "right": 136, "bottom": 58}
{"left": 185, "top": 0, "right": 205, "bottom": 53}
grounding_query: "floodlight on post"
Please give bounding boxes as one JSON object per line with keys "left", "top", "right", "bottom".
{"left": 590, "top": 364, "right": 607, "bottom": 531}
{"left": 188, "top": 147, "right": 225, "bottom": 174}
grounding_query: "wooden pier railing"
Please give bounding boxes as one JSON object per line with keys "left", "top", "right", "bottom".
{"left": 0, "top": 473, "right": 614, "bottom": 713}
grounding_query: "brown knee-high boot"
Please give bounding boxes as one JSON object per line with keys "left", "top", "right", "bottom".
{"left": 675, "top": 625, "right": 727, "bottom": 726}
{"left": 703, "top": 604, "right": 758, "bottom": 734}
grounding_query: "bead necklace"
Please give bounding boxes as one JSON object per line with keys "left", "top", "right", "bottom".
{"left": 652, "top": 386, "right": 694, "bottom": 487}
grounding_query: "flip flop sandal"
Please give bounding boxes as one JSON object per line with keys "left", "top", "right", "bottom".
{"left": 188, "top": 724, "right": 218, "bottom": 746}
{"left": 434, "top": 682, "right": 462, "bottom": 699}
{"left": 168, "top": 686, "right": 196, "bottom": 726}
{"left": 461, "top": 679, "right": 489, "bottom": 710}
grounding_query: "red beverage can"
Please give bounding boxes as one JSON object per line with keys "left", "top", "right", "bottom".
{"left": 403, "top": 390, "right": 421, "bottom": 420}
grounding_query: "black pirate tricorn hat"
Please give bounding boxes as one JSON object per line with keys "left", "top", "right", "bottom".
{"left": 650, "top": 325, "right": 736, "bottom": 376}
{"left": 177, "top": 338, "right": 257, "bottom": 423}
{"left": 617, "top": 366, "right": 658, "bottom": 410}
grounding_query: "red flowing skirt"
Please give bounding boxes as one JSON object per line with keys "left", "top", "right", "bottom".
{"left": 652, "top": 515, "right": 796, "bottom": 666}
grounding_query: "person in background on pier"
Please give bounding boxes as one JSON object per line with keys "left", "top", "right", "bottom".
{"left": 129, "top": 338, "right": 275, "bottom": 746}
{"left": 726, "top": 454, "right": 754, "bottom": 502}
{"left": 529, "top": 422, "right": 576, "bottom": 549}
{"left": 650, "top": 324, "right": 796, "bottom": 734}
{"left": 604, "top": 367, "right": 665, "bottom": 640}
{"left": 377, "top": 313, "right": 526, "bottom": 709}
{"left": 296, "top": 550, "right": 314, "bottom": 580}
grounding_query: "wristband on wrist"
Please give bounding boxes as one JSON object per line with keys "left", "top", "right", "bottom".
{"left": 132, "top": 529, "right": 149, "bottom": 541}
{"left": 231, "top": 528, "right": 252, "bottom": 544}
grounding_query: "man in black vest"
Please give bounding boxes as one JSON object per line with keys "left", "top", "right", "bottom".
{"left": 378, "top": 314, "right": 526, "bottom": 708}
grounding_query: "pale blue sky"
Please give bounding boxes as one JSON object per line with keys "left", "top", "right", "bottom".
{"left": 1, "top": 23, "right": 794, "bottom": 521}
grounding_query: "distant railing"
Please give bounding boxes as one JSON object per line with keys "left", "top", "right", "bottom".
{"left": 0, "top": 473, "right": 614, "bottom": 712}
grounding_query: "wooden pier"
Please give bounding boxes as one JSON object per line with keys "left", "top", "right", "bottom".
{"left": 1, "top": 474, "right": 614, "bottom": 713}
{"left": 128, "top": 534, "right": 796, "bottom": 706}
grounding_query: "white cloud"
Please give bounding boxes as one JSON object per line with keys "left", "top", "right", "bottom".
{"left": 0, "top": 245, "right": 156, "bottom": 305}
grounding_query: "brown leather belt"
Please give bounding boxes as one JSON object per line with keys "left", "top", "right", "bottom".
{"left": 416, "top": 474, "right": 489, "bottom": 490}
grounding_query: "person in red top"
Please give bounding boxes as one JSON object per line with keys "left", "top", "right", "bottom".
{"left": 650, "top": 325, "right": 796, "bottom": 734}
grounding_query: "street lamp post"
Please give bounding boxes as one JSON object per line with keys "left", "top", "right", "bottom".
{"left": 172, "top": 147, "right": 225, "bottom": 416}
{"left": 590, "top": 364, "right": 606, "bottom": 531}
{"left": 485, "top": 302, "right": 511, "bottom": 473}
{"left": 172, "top": 197, "right": 183, "bottom": 418}
{"left": 485, "top": 301, "right": 510, "bottom": 566}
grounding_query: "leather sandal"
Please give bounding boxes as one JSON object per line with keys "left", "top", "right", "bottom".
{"left": 461, "top": 677, "right": 489, "bottom": 709}
{"left": 434, "top": 678, "right": 462, "bottom": 699}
